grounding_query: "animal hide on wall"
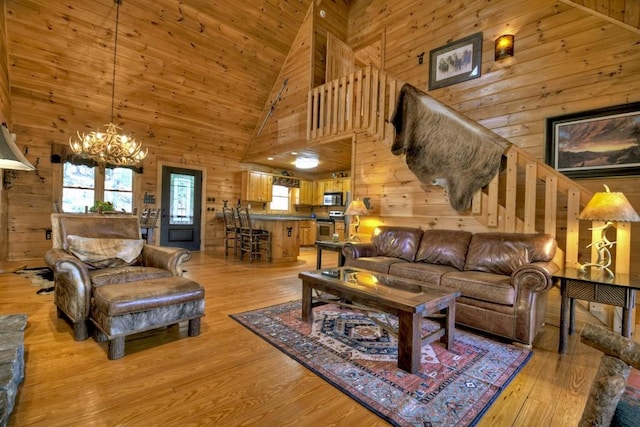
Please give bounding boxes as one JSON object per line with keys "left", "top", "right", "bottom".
{"left": 391, "top": 83, "right": 511, "bottom": 211}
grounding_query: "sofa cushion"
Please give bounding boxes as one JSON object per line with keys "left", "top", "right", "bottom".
{"left": 90, "top": 266, "right": 172, "bottom": 287}
{"left": 67, "top": 235, "right": 144, "bottom": 269}
{"left": 389, "top": 262, "right": 457, "bottom": 287}
{"left": 415, "top": 229, "right": 472, "bottom": 271}
{"left": 463, "top": 232, "right": 556, "bottom": 276}
{"left": 373, "top": 227, "right": 423, "bottom": 262}
{"left": 345, "top": 257, "right": 407, "bottom": 274}
{"left": 441, "top": 271, "right": 515, "bottom": 306}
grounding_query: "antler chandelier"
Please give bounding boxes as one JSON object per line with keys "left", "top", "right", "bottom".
{"left": 69, "top": 0, "right": 147, "bottom": 166}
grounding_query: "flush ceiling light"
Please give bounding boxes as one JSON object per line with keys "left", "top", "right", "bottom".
{"left": 68, "top": 0, "right": 147, "bottom": 166}
{"left": 294, "top": 157, "right": 318, "bottom": 169}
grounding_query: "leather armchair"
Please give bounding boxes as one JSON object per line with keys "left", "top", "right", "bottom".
{"left": 45, "top": 213, "right": 191, "bottom": 340}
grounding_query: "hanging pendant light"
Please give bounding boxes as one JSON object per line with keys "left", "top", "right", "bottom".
{"left": 69, "top": 0, "right": 146, "bottom": 166}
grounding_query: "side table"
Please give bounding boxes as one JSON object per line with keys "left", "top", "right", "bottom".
{"left": 314, "top": 240, "right": 348, "bottom": 269}
{"left": 555, "top": 267, "right": 640, "bottom": 354}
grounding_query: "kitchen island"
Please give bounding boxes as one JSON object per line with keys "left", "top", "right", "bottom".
{"left": 250, "top": 216, "right": 304, "bottom": 263}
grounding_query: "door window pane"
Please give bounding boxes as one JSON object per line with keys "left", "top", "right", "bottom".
{"left": 62, "top": 163, "right": 95, "bottom": 213}
{"left": 104, "top": 168, "right": 133, "bottom": 212}
{"left": 169, "top": 173, "right": 195, "bottom": 225}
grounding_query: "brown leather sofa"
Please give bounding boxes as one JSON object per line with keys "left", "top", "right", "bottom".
{"left": 342, "top": 227, "right": 560, "bottom": 346}
{"left": 44, "top": 213, "right": 193, "bottom": 341}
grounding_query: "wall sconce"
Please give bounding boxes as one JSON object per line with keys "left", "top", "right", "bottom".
{"left": 495, "top": 35, "right": 514, "bottom": 61}
{"left": 578, "top": 185, "right": 640, "bottom": 277}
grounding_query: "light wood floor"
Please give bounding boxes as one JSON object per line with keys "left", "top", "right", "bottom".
{"left": 0, "top": 248, "right": 629, "bottom": 426}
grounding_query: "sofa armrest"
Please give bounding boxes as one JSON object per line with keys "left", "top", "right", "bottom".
{"left": 512, "top": 261, "right": 559, "bottom": 293}
{"left": 342, "top": 242, "right": 377, "bottom": 262}
{"left": 141, "top": 245, "right": 191, "bottom": 276}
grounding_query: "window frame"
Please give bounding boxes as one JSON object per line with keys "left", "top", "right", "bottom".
{"left": 58, "top": 162, "right": 138, "bottom": 213}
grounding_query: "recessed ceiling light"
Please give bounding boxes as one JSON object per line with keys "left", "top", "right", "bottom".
{"left": 319, "top": 9, "right": 326, "bottom": 18}
{"left": 291, "top": 151, "right": 298, "bottom": 155}
{"left": 294, "top": 158, "right": 318, "bottom": 169}
{"left": 267, "top": 157, "right": 274, "bottom": 161}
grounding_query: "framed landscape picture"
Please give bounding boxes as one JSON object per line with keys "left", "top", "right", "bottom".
{"left": 428, "top": 32, "right": 483, "bottom": 91}
{"left": 545, "top": 102, "right": 640, "bottom": 178}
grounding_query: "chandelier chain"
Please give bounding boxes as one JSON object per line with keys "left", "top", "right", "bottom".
{"left": 68, "top": 0, "right": 147, "bottom": 166}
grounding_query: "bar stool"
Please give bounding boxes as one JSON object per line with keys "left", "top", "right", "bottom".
{"left": 237, "top": 207, "right": 271, "bottom": 263}
{"left": 222, "top": 206, "right": 240, "bottom": 257}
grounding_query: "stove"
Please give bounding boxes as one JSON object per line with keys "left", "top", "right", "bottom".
{"left": 316, "top": 210, "right": 345, "bottom": 241}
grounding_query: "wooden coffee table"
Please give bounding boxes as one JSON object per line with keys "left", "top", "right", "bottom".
{"left": 298, "top": 267, "right": 460, "bottom": 374}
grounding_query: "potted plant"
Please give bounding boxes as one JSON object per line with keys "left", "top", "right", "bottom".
{"left": 89, "top": 201, "right": 115, "bottom": 214}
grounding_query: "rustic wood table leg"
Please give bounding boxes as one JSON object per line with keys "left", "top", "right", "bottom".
{"left": 559, "top": 278, "right": 569, "bottom": 354}
{"left": 398, "top": 311, "right": 421, "bottom": 374}
{"left": 316, "top": 248, "right": 322, "bottom": 270}
{"left": 301, "top": 282, "right": 313, "bottom": 323}
{"left": 442, "top": 300, "right": 455, "bottom": 350}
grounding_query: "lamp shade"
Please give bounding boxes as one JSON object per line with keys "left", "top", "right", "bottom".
{"left": 345, "top": 200, "right": 368, "bottom": 216}
{"left": 578, "top": 185, "right": 640, "bottom": 222}
{"left": 0, "top": 125, "right": 35, "bottom": 171}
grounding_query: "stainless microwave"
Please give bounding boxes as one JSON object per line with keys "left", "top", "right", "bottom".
{"left": 323, "top": 192, "right": 343, "bottom": 206}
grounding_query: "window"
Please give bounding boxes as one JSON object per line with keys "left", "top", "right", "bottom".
{"left": 62, "top": 163, "right": 95, "bottom": 213}
{"left": 270, "top": 185, "right": 290, "bottom": 211}
{"left": 104, "top": 168, "right": 133, "bottom": 212}
{"left": 62, "top": 163, "right": 134, "bottom": 213}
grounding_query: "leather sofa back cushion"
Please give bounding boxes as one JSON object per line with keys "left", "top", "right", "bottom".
{"left": 67, "top": 235, "right": 144, "bottom": 269}
{"left": 373, "top": 226, "right": 424, "bottom": 262}
{"left": 415, "top": 230, "right": 472, "bottom": 270}
{"left": 464, "top": 232, "right": 557, "bottom": 276}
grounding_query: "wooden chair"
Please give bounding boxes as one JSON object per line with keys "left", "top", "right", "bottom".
{"left": 222, "top": 206, "right": 240, "bottom": 257}
{"left": 237, "top": 207, "right": 271, "bottom": 263}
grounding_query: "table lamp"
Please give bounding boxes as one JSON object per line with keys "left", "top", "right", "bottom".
{"left": 344, "top": 199, "right": 368, "bottom": 241}
{"left": 578, "top": 184, "right": 640, "bottom": 276}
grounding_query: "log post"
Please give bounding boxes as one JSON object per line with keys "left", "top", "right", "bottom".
{"left": 578, "top": 323, "right": 640, "bottom": 426}
{"left": 578, "top": 355, "right": 630, "bottom": 427}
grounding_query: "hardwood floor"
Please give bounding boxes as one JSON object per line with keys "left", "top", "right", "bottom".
{"left": 0, "top": 248, "right": 629, "bottom": 426}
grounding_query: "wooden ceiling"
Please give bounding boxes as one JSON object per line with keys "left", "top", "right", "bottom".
{"left": 561, "top": 0, "right": 640, "bottom": 32}
{"left": 5, "top": 0, "right": 332, "bottom": 170}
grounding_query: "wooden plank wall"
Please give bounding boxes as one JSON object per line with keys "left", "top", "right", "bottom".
{"left": 347, "top": 0, "right": 640, "bottom": 273}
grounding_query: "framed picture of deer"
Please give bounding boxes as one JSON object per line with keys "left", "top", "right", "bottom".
{"left": 428, "top": 32, "right": 483, "bottom": 91}
{"left": 545, "top": 102, "right": 640, "bottom": 178}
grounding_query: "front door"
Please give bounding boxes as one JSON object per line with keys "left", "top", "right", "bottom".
{"left": 160, "top": 166, "right": 202, "bottom": 251}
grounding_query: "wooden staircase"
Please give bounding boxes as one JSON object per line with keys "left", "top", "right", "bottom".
{"left": 307, "top": 65, "right": 633, "bottom": 274}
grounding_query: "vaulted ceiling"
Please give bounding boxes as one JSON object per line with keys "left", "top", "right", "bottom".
{"left": 4, "top": 0, "right": 319, "bottom": 169}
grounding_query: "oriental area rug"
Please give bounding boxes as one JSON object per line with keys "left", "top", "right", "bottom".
{"left": 231, "top": 301, "right": 531, "bottom": 426}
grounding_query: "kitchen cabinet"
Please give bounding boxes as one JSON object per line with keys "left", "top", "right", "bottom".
{"left": 312, "top": 177, "right": 350, "bottom": 205}
{"left": 323, "top": 178, "right": 343, "bottom": 193}
{"left": 298, "top": 180, "right": 314, "bottom": 205}
{"left": 241, "top": 171, "right": 273, "bottom": 202}
{"left": 313, "top": 180, "right": 326, "bottom": 205}
{"left": 299, "top": 220, "right": 316, "bottom": 246}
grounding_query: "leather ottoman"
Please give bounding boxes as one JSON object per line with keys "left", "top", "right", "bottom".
{"left": 91, "top": 276, "right": 205, "bottom": 359}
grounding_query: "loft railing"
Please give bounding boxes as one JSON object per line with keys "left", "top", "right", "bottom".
{"left": 307, "top": 66, "right": 633, "bottom": 274}
{"left": 307, "top": 64, "right": 397, "bottom": 144}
